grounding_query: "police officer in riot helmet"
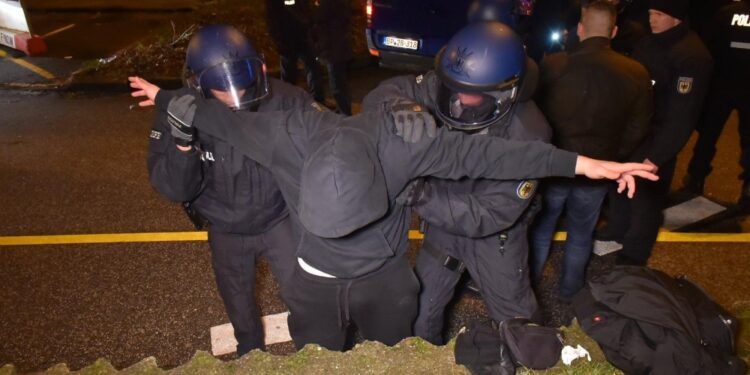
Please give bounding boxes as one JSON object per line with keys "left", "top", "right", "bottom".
{"left": 363, "top": 21, "right": 551, "bottom": 343}
{"left": 434, "top": 23, "right": 529, "bottom": 133}
{"left": 130, "top": 24, "right": 315, "bottom": 356}
{"left": 183, "top": 25, "right": 270, "bottom": 111}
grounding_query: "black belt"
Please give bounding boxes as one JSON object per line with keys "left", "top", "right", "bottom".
{"left": 423, "top": 244, "right": 466, "bottom": 273}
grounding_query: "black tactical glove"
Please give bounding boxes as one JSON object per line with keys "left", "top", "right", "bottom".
{"left": 389, "top": 98, "right": 437, "bottom": 143}
{"left": 396, "top": 178, "right": 428, "bottom": 206}
{"left": 166, "top": 95, "right": 197, "bottom": 147}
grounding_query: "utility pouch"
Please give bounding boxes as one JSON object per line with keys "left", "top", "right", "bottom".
{"left": 182, "top": 201, "right": 209, "bottom": 230}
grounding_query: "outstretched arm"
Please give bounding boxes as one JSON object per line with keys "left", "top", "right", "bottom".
{"left": 575, "top": 156, "right": 658, "bottom": 198}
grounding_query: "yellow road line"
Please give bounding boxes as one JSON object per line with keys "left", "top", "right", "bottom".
{"left": 9, "top": 57, "right": 56, "bottom": 80}
{"left": 1, "top": 230, "right": 749, "bottom": 247}
{"left": 0, "top": 49, "right": 6, "bottom": 57}
{"left": 407, "top": 230, "right": 750, "bottom": 243}
{"left": 0, "top": 232, "right": 207, "bottom": 246}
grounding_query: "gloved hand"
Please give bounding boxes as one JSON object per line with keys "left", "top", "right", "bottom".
{"left": 166, "top": 95, "right": 197, "bottom": 147}
{"left": 396, "top": 178, "right": 428, "bottom": 206}
{"left": 389, "top": 98, "right": 437, "bottom": 143}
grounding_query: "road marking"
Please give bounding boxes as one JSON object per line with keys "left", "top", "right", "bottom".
{"left": 0, "top": 43, "right": 55, "bottom": 79}
{"left": 211, "top": 312, "right": 292, "bottom": 355}
{"left": 42, "top": 23, "right": 76, "bottom": 38}
{"left": 663, "top": 196, "right": 726, "bottom": 231}
{"left": 0, "top": 231, "right": 207, "bottom": 246}
{"left": 7, "top": 56, "right": 56, "bottom": 80}
{"left": 2, "top": 230, "right": 750, "bottom": 247}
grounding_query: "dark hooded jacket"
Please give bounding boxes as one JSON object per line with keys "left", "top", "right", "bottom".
{"left": 153, "top": 90, "right": 578, "bottom": 278}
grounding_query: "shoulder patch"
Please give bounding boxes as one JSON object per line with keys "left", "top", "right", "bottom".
{"left": 516, "top": 180, "right": 536, "bottom": 199}
{"left": 677, "top": 77, "right": 693, "bottom": 94}
{"left": 311, "top": 102, "right": 327, "bottom": 112}
{"left": 415, "top": 74, "right": 424, "bottom": 84}
{"left": 150, "top": 130, "right": 162, "bottom": 140}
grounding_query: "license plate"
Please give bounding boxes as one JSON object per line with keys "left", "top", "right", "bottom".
{"left": 0, "top": 31, "right": 15, "bottom": 49}
{"left": 383, "top": 36, "right": 418, "bottom": 50}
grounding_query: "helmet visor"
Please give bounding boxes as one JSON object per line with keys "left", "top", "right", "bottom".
{"left": 435, "top": 83, "right": 518, "bottom": 130}
{"left": 194, "top": 57, "right": 269, "bottom": 110}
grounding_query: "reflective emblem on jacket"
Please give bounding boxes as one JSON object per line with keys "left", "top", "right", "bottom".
{"left": 731, "top": 14, "right": 750, "bottom": 27}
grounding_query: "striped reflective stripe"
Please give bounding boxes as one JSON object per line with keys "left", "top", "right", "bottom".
{"left": 730, "top": 41, "right": 750, "bottom": 50}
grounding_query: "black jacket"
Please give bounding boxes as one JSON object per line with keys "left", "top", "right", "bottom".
{"left": 310, "top": 0, "right": 352, "bottom": 63}
{"left": 632, "top": 23, "right": 713, "bottom": 166}
{"left": 703, "top": 0, "right": 750, "bottom": 92}
{"left": 539, "top": 37, "right": 653, "bottom": 162}
{"left": 154, "top": 91, "right": 579, "bottom": 278}
{"left": 147, "top": 79, "right": 313, "bottom": 234}
{"left": 266, "top": 0, "right": 313, "bottom": 56}
{"left": 362, "top": 71, "right": 552, "bottom": 238}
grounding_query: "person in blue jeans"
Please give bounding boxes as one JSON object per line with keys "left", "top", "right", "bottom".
{"left": 529, "top": 1, "right": 653, "bottom": 302}
{"left": 530, "top": 179, "right": 609, "bottom": 301}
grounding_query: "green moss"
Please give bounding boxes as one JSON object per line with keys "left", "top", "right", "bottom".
{"left": 6, "top": 300, "right": 750, "bottom": 374}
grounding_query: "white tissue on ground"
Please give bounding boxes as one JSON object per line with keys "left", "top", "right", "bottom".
{"left": 561, "top": 344, "right": 592, "bottom": 365}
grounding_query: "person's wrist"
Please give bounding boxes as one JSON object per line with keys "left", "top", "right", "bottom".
{"left": 176, "top": 144, "right": 193, "bottom": 152}
{"left": 574, "top": 155, "right": 587, "bottom": 175}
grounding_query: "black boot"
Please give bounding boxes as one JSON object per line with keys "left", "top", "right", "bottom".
{"left": 669, "top": 174, "right": 705, "bottom": 204}
{"left": 682, "top": 174, "right": 705, "bottom": 195}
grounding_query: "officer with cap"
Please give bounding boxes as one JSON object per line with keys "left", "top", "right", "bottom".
{"left": 681, "top": 0, "right": 750, "bottom": 207}
{"left": 600, "top": 0, "right": 713, "bottom": 266}
{"left": 132, "top": 67, "right": 658, "bottom": 350}
{"left": 362, "top": 21, "right": 550, "bottom": 343}
{"left": 129, "top": 24, "right": 317, "bottom": 355}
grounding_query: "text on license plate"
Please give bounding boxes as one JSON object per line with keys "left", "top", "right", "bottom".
{"left": 383, "top": 36, "right": 418, "bottom": 50}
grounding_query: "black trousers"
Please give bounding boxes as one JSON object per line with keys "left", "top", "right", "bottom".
{"left": 324, "top": 61, "right": 351, "bottom": 116}
{"left": 208, "top": 216, "right": 298, "bottom": 355}
{"left": 604, "top": 159, "right": 676, "bottom": 265}
{"left": 284, "top": 256, "right": 420, "bottom": 351}
{"left": 688, "top": 85, "right": 750, "bottom": 182}
{"left": 279, "top": 43, "right": 325, "bottom": 103}
{"left": 414, "top": 225, "right": 538, "bottom": 345}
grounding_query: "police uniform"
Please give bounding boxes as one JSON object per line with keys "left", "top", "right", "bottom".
{"left": 266, "top": 0, "right": 325, "bottom": 103}
{"left": 311, "top": 0, "right": 353, "bottom": 115}
{"left": 154, "top": 89, "right": 580, "bottom": 350}
{"left": 686, "top": 0, "right": 750, "bottom": 202}
{"left": 605, "top": 17, "right": 713, "bottom": 265}
{"left": 147, "top": 78, "right": 313, "bottom": 354}
{"left": 361, "top": 70, "right": 551, "bottom": 344}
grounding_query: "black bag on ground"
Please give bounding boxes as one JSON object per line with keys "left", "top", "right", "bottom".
{"left": 497, "top": 318, "right": 564, "bottom": 369}
{"left": 572, "top": 266, "right": 747, "bottom": 375}
{"left": 454, "top": 321, "right": 515, "bottom": 375}
{"left": 454, "top": 319, "right": 564, "bottom": 375}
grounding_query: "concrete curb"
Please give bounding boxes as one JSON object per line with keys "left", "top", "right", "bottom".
{"left": 16, "top": 54, "right": 379, "bottom": 93}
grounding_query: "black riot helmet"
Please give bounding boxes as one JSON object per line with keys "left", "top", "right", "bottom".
{"left": 185, "top": 24, "right": 269, "bottom": 110}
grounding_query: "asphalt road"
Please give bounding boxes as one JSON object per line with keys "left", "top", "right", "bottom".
{"left": 0, "top": 9, "right": 190, "bottom": 87}
{"left": 1, "top": 66, "right": 749, "bottom": 372}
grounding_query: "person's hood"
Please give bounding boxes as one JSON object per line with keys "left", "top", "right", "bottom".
{"left": 299, "top": 126, "right": 389, "bottom": 238}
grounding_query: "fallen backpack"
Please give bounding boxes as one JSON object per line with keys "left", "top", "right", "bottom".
{"left": 454, "top": 319, "right": 564, "bottom": 375}
{"left": 573, "top": 266, "right": 746, "bottom": 375}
